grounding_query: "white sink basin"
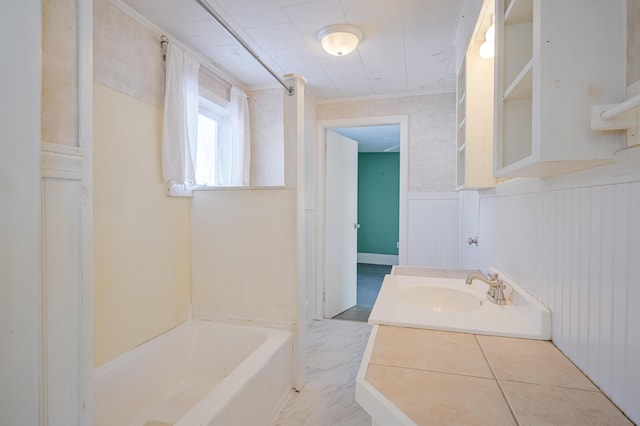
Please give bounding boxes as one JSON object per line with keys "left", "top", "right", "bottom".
{"left": 397, "top": 286, "right": 483, "bottom": 313}
{"left": 369, "top": 273, "right": 551, "bottom": 340}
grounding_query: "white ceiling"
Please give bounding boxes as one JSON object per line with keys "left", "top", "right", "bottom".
{"left": 118, "top": 0, "right": 473, "bottom": 101}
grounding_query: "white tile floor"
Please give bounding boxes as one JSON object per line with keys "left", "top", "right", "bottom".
{"left": 272, "top": 319, "right": 372, "bottom": 426}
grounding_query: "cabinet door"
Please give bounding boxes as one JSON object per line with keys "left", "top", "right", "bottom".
{"left": 495, "top": 0, "right": 626, "bottom": 178}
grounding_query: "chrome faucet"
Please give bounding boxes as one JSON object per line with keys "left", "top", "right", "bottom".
{"left": 465, "top": 272, "right": 507, "bottom": 305}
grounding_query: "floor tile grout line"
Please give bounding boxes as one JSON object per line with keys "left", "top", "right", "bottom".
{"left": 474, "top": 334, "right": 521, "bottom": 425}
{"left": 494, "top": 378, "right": 604, "bottom": 393}
{"left": 367, "top": 361, "right": 496, "bottom": 380}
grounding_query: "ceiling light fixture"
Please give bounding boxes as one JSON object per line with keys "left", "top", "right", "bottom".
{"left": 317, "top": 24, "right": 363, "bottom": 56}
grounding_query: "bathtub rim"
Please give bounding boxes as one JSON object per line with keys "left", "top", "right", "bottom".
{"left": 93, "top": 319, "right": 294, "bottom": 426}
{"left": 93, "top": 319, "right": 292, "bottom": 379}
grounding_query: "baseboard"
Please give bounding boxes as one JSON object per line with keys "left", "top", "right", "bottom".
{"left": 357, "top": 253, "right": 398, "bottom": 266}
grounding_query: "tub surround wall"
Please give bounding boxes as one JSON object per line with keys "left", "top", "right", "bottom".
{"left": 93, "top": 83, "right": 191, "bottom": 367}
{"left": 317, "top": 93, "right": 456, "bottom": 193}
{"left": 93, "top": 0, "right": 192, "bottom": 368}
{"left": 191, "top": 189, "right": 298, "bottom": 325}
{"left": 93, "top": 0, "right": 291, "bottom": 367}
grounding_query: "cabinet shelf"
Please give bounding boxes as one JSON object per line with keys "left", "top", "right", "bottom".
{"left": 505, "top": 0, "right": 533, "bottom": 24}
{"left": 503, "top": 58, "right": 532, "bottom": 100}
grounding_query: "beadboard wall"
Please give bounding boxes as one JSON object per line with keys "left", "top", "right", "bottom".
{"left": 406, "top": 192, "right": 461, "bottom": 268}
{"left": 478, "top": 148, "right": 640, "bottom": 423}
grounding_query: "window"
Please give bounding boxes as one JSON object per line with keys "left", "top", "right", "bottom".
{"left": 161, "top": 45, "right": 250, "bottom": 194}
{"left": 194, "top": 95, "right": 230, "bottom": 187}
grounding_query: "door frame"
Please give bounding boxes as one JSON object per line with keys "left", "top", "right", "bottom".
{"left": 315, "top": 115, "right": 409, "bottom": 319}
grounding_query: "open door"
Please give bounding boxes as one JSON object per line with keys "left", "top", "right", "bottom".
{"left": 324, "top": 130, "right": 358, "bottom": 318}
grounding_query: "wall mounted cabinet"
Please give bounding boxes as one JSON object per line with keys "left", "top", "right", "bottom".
{"left": 494, "top": 0, "right": 626, "bottom": 177}
{"left": 456, "top": 0, "right": 496, "bottom": 190}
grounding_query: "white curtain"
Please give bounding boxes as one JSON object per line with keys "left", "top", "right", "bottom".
{"left": 228, "top": 86, "right": 251, "bottom": 186}
{"left": 161, "top": 43, "right": 200, "bottom": 186}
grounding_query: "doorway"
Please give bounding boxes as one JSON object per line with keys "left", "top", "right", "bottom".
{"left": 332, "top": 263, "right": 392, "bottom": 321}
{"left": 316, "top": 116, "right": 409, "bottom": 321}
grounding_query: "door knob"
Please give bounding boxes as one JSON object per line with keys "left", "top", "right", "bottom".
{"left": 354, "top": 223, "right": 360, "bottom": 229}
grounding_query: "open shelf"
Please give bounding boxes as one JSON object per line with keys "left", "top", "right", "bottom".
{"left": 504, "top": 58, "right": 532, "bottom": 100}
{"left": 496, "top": 0, "right": 533, "bottom": 175}
{"left": 503, "top": 22, "right": 532, "bottom": 87}
{"left": 501, "top": 99, "right": 532, "bottom": 168}
{"left": 505, "top": 0, "right": 533, "bottom": 24}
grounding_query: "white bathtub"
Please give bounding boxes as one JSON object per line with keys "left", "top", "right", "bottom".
{"left": 94, "top": 320, "right": 293, "bottom": 426}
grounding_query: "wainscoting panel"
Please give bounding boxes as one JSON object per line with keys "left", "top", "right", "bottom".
{"left": 41, "top": 177, "right": 82, "bottom": 425}
{"left": 479, "top": 180, "right": 640, "bottom": 423}
{"left": 406, "top": 193, "right": 461, "bottom": 268}
{"left": 41, "top": 141, "right": 92, "bottom": 425}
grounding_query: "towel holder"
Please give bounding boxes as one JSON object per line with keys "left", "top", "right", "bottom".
{"left": 591, "top": 80, "right": 640, "bottom": 147}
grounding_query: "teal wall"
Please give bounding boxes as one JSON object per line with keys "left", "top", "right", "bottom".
{"left": 357, "top": 153, "right": 399, "bottom": 255}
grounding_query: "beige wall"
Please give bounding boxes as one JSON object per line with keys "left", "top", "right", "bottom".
{"left": 93, "top": 83, "right": 191, "bottom": 367}
{"left": 317, "top": 93, "right": 457, "bottom": 192}
{"left": 93, "top": 0, "right": 191, "bottom": 367}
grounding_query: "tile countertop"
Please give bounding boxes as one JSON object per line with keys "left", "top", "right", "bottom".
{"left": 357, "top": 267, "right": 633, "bottom": 425}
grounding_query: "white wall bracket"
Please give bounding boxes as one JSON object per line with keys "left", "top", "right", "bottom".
{"left": 591, "top": 80, "right": 640, "bottom": 147}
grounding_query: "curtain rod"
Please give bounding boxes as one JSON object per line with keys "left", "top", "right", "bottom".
{"left": 193, "top": 0, "right": 295, "bottom": 96}
{"left": 160, "top": 36, "right": 234, "bottom": 90}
